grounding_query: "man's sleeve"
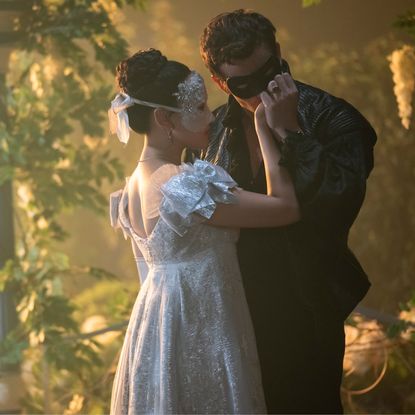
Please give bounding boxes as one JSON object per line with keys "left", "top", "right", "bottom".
{"left": 279, "top": 101, "right": 377, "bottom": 236}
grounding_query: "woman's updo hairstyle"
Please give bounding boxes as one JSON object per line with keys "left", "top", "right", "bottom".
{"left": 116, "top": 49, "right": 191, "bottom": 134}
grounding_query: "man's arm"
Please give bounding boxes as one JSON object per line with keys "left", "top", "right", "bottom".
{"left": 279, "top": 101, "right": 377, "bottom": 236}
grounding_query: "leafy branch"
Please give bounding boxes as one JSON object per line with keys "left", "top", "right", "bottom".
{"left": 0, "top": 1, "right": 146, "bottom": 413}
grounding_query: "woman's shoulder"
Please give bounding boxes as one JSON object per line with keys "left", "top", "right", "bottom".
{"left": 140, "top": 159, "right": 235, "bottom": 193}
{"left": 148, "top": 162, "right": 182, "bottom": 190}
{"left": 162, "top": 159, "right": 235, "bottom": 188}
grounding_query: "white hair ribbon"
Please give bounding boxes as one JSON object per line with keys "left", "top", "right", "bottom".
{"left": 108, "top": 92, "right": 181, "bottom": 144}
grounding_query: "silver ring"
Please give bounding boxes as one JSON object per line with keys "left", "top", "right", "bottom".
{"left": 269, "top": 81, "right": 280, "bottom": 94}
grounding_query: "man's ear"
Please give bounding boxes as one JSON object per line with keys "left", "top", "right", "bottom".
{"left": 153, "top": 108, "right": 174, "bottom": 129}
{"left": 211, "top": 74, "right": 230, "bottom": 95}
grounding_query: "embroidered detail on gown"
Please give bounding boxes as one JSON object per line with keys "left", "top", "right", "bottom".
{"left": 109, "top": 160, "right": 266, "bottom": 414}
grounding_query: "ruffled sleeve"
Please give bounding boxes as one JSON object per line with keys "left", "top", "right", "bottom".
{"left": 159, "top": 159, "right": 237, "bottom": 236}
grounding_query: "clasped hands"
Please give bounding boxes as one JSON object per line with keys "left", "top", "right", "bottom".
{"left": 254, "top": 72, "right": 300, "bottom": 142}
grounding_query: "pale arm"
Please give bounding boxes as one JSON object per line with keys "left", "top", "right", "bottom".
{"left": 208, "top": 103, "right": 300, "bottom": 228}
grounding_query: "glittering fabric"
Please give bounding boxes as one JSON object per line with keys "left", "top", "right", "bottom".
{"left": 174, "top": 71, "right": 214, "bottom": 133}
{"left": 159, "top": 160, "right": 237, "bottom": 236}
{"left": 109, "top": 161, "right": 266, "bottom": 414}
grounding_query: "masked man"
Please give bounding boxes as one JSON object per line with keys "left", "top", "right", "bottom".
{"left": 195, "top": 9, "right": 377, "bottom": 414}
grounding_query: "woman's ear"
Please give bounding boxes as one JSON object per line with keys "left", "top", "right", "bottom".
{"left": 211, "top": 74, "right": 230, "bottom": 95}
{"left": 153, "top": 108, "right": 174, "bottom": 129}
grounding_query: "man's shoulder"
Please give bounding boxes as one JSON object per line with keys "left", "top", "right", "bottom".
{"left": 295, "top": 80, "right": 345, "bottom": 110}
{"left": 295, "top": 80, "right": 375, "bottom": 137}
{"left": 295, "top": 80, "right": 370, "bottom": 120}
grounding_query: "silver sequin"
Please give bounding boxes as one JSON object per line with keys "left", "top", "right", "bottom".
{"left": 173, "top": 72, "right": 214, "bottom": 133}
{"left": 174, "top": 72, "right": 205, "bottom": 115}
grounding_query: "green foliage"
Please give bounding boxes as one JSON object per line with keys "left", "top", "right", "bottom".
{"left": 394, "top": 9, "right": 415, "bottom": 40}
{"left": 302, "top": 0, "right": 321, "bottom": 7}
{"left": 0, "top": 0, "right": 146, "bottom": 413}
{"left": 0, "top": 329, "right": 28, "bottom": 367}
{"left": 14, "top": 0, "right": 147, "bottom": 69}
{"left": 0, "top": 242, "right": 112, "bottom": 363}
{"left": 2, "top": 50, "right": 124, "bottom": 238}
{"left": 73, "top": 279, "right": 136, "bottom": 323}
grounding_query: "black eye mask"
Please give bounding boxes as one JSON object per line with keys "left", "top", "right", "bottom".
{"left": 225, "top": 56, "right": 283, "bottom": 99}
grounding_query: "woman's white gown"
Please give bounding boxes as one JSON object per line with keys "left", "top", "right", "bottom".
{"left": 109, "top": 160, "right": 266, "bottom": 414}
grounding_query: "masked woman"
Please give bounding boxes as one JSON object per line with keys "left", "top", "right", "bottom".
{"left": 109, "top": 49, "right": 300, "bottom": 414}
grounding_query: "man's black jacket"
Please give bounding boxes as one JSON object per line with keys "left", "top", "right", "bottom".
{"left": 192, "top": 79, "right": 377, "bottom": 321}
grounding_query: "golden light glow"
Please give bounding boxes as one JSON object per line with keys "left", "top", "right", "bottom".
{"left": 388, "top": 45, "right": 415, "bottom": 129}
{"left": 344, "top": 317, "right": 387, "bottom": 376}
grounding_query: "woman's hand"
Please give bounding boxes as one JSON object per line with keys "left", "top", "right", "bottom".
{"left": 259, "top": 73, "right": 300, "bottom": 141}
{"left": 254, "top": 100, "right": 281, "bottom": 164}
{"left": 254, "top": 102, "right": 268, "bottom": 134}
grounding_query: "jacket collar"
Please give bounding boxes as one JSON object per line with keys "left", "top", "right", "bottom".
{"left": 222, "top": 95, "right": 243, "bottom": 129}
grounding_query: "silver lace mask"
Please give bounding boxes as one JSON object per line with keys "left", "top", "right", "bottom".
{"left": 174, "top": 71, "right": 214, "bottom": 133}
{"left": 109, "top": 71, "right": 213, "bottom": 144}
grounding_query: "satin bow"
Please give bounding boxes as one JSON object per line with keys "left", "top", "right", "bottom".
{"left": 108, "top": 93, "right": 136, "bottom": 145}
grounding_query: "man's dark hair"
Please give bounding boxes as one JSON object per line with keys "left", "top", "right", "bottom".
{"left": 200, "top": 9, "right": 277, "bottom": 79}
{"left": 116, "top": 49, "right": 190, "bottom": 134}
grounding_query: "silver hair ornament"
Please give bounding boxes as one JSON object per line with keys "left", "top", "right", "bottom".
{"left": 173, "top": 71, "right": 206, "bottom": 115}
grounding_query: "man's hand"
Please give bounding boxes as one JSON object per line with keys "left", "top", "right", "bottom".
{"left": 259, "top": 72, "right": 300, "bottom": 141}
